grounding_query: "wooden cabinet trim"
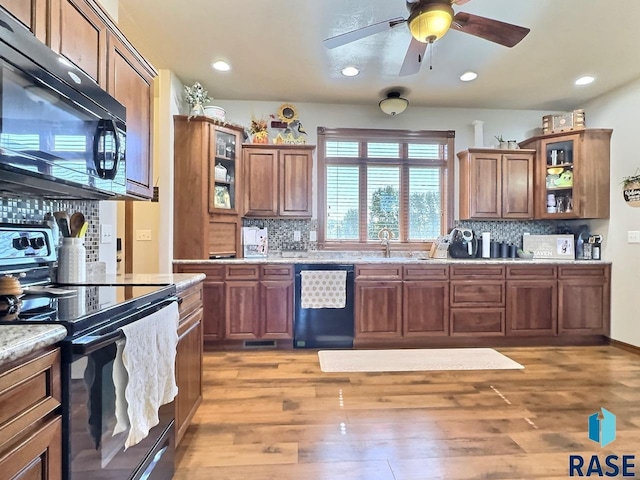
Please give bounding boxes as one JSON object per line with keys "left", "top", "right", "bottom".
{"left": 225, "top": 265, "right": 260, "bottom": 280}
{"left": 558, "top": 265, "right": 609, "bottom": 279}
{"left": 178, "top": 283, "right": 203, "bottom": 320}
{"left": 507, "top": 265, "right": 557, "bottom": 279}
{"left": 261, "top": 265, "right": 294, "bottom": 281}
{"left": 403, "top": 265, "right": 449, "bottom": 280}
{"left": 450, "top": 281, "right": 505, "bottom": 307}
{"left": 450, "top": 265, "right": 505, "bottom": 280}
{"left": 355, "top": 265, "right": 403, "bottom": 280}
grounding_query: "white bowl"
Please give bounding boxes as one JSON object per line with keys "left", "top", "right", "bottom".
{"left": 204, "top": 105, "right": 225, "bottom": 121}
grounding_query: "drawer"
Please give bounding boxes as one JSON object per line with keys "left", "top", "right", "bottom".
{"left": 450, "top": 308, "right": 505, "bottom": 336}
{"left": 356, "top": 265, "right": 402, "bottom": 280}
{"left": 0, "top": 348, "right": 61, "bottom": 451}
{"left": 450, "top": 265, "right": 505, "bottom": 280}
{"left": 178, "top": 282, "right": 203, "bottom": 320}
{"left": 558, "top": 265, "right": 609, "bottom": 279}
{"left": 403, "top": 264, "right": 449, "bottom": 281}
{"left": 261, "top": 265, "right": 293, "bottom": 281}
{"left": 507, "top": 265, "right": 557, "bottom": 279}
{"left": 450, "top": 281, "right": 505, "bottom": 306}
{"left": 175, "top": 264, "right": 224, "bottom": 281}
{"left": 226, "top": 264, "right": 260, "bottom": 280}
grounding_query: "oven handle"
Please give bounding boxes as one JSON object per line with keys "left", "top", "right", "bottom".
{"left": 72, "top": 296, "right": 181, "bottom": 355}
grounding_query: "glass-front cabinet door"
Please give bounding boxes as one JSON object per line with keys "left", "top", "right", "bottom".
{"left": 208, "top": 125, "right": 239, "bottom": 213}
{"left": 539, "top": 134, "right": 577, "bottom": 219}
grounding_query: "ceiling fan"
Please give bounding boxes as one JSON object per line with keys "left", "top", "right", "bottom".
{"left": 323, "top": 0, "right": 530, "bottom": 76}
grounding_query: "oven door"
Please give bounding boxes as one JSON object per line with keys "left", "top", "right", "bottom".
{"left": 65, "top": 302, "right": 177, "bottom": 480}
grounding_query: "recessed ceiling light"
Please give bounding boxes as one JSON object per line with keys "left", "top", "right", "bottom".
{"left": 460, "top": 71, "right": 478, "bottom": 82}
{"left": 341, "top": 66, "right": 359, "bottom": 77}
{"left": 212, "top": 60, "right": 231, "bottom": 72}
{"left": 575, "top": 75, "right": 595, "bottom": 86}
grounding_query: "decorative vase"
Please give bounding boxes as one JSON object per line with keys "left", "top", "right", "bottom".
{"left": 188, "top": 103, "right": 205, "bottom": 119}
{"left": 253, "top": 134, "right": 269, "bottom": 144}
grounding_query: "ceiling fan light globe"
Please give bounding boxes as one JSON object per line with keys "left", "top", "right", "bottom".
{"left": 379, "top": 94, "right": 409, "bottom": 115}
{"left": 408, "top": 4, "right": 454, "bottom": 43}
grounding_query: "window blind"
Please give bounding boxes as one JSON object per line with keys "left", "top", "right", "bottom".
{"left": 326, "top": 165, "right": 359, "bottom": 240}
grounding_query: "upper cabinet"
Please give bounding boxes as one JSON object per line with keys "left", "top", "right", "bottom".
{"left": 520, "top": 129, "right": 612, "bottom": 219}
{"left": 106, "top": 32, "right": 156, "bottom": 198}
{"left": 174, "top": 116, "right": 244, "bottom": 259}
{"left": 243, "top": 144, "right": 315, "bottom": 218}
{"left": 458, "top": 149, "right": 535, "bottom": 220}
{"left": 1, "top": 0, "right": 51, "bottom": 43}
{"left": 2, "top": 0, "right": 157, "bottom": 200}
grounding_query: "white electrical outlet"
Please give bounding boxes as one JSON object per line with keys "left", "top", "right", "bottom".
{"left": 294, "top": 230, "right": 301, "bottom": 241}
{"left": 100, "top": 224, "right": 113, "bottom": 244}
{"left": 136, "top": 229, "right": 152, "bottom": 241}
{"left": 309, "top": 230, "right": 317, "bottom": 242}
{"left": 628, "top": 231, "right": 640, "bottom": 243}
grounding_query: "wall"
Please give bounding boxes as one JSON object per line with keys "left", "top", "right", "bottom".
{"left": 584, "top": 78, "right": 640, "bottom": 347}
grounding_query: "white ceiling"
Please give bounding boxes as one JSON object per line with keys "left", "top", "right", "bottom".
{"left": 117, "top": 0, "right": 640, "bottom": 111}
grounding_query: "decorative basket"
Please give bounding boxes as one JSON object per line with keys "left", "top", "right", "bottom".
{"left": 542, "top": 109, "right": 585, "bottom": 134}
{"left": 214, "top": 163, "right": 227, "bottom": 181}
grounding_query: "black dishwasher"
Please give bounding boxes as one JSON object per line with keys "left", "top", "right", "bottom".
{"left": 294, "top": 264, "right": 355, "bottom": 348}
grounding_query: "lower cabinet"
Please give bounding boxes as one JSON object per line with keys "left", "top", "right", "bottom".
{"left": 450, "top": 265, "right": 506, "bottom": 336}
{"left": 0, "top": 347, "right": 62, "bottom": 480}
{"left": 175, "top": 282, "right": 204, "bottom": 446}
{"left": 355, "top": 281, "right": 403, "bottom": 338}
{"left": 402, "top": 264, "right": 450, "bottom": 336}
{"left": 506, "top": 265, "right": 558, "bottom": 336}
{"left": 558, "top": 265, "right": 610, "bottom": 335}
{"left": 225, "top": 265, "right": 294, "bottom": 341}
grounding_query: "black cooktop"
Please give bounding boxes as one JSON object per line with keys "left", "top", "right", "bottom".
{"left": 2, "top": 284, "right": 176, "bottom": 336}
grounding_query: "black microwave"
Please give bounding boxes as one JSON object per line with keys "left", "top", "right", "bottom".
{"left": 0, "top": 8, "right": 126, "bottom": 199}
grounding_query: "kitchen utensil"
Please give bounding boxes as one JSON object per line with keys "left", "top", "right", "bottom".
{"left": 53, "top": 211, "right": 71, "bottom": 237}
{"left": 77, "top": 222, "right": 88, "bottom": 239}
{"left": 69, "top": 212, "right": 85, "bottom": 237}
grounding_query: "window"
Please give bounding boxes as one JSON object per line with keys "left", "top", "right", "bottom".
{"left": 318, "top": 127, "right": 454, "bottom": 248}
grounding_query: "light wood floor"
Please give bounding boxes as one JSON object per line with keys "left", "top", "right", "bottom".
{"left": 175, "top": 346, "right": 640, "bottom": 480}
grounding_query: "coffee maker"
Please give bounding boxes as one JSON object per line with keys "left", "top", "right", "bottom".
{"left": 449, "top": 228, "right": 478, "bottom": 258}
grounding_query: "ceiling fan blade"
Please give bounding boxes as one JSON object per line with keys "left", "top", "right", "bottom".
{"left": 323, "top": 17, "right": 405, "bottom": 49}
{"left": 453, "top": 0, "right": 472, "bottom": 5}
{"left": 452, "top": 12, "right": 530, "bottom": 47}
{"left": 399, "top": 37, "right": 428, "bottom": 77}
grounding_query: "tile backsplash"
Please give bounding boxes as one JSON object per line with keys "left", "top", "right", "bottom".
{"left": 455, "top": 219, "right": 559, "bottom": 246}
{"left": 0, "top": 196, "right": 101, "bottom": 263}
{"left": 242, "top": 218, "right": 318, "bottom": 252}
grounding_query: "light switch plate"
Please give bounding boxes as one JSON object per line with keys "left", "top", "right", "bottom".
{"left": 309, "top": 230, "right": 317, "bottom": 242}
{"left": 136, "top": 229, "right": 152, "bottom": 241}
{"left": 100, "top": 224, "right": 113, "bottom": 244}
{"left": 628, "top": 231, "right": 640, "bottom": 243}
{"left": 294, "top": 230, "right": 301, "bottom": 241}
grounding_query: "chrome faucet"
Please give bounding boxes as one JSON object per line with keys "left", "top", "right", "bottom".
{"left": 378, "top": 228, "right": 393, "bottom": 258}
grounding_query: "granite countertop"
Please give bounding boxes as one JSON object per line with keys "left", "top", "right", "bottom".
{"left": 84, "top": 273, "right": 206, "bottom": 292}
{"left": 0, "top": 325, "right": 67, "bottom": 368}
{"left": 173, "top": 256, "right": 610, "bottom": 265}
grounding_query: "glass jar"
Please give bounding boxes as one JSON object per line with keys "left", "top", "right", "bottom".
{"left": 57, "top": 237, "right": 86, "bottom": 284}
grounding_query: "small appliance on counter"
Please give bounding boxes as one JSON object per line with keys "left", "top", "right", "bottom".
{"left": 448, "top": 228, "right": 478, "bottom": 258}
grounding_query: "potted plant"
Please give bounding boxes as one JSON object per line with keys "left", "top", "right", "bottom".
{"left": 622, "top": 172, "right": 640, "bottom": 207}
{"left": 495, "top": 135, "right": 508, "bottom": 149}
{"left": 249, "top": 116, "right": 269, "bottom": 143}
{"left": 184, "top": 82, "right": 212, "bottom": 119}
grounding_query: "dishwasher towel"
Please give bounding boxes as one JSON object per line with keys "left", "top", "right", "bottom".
{"left": 300, "top": 270, "right": 347, "bottom": 309}
{"left": 113, "top": 301, "right": 179, "bottom": 449}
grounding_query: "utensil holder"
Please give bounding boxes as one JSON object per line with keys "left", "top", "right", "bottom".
{"left": 57, "top": 237, "right": 86, "bottom": 284}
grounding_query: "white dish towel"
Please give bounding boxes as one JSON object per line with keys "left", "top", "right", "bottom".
{"left": 113, "top": 301, "right": 179, "bottom": 449}
{"left": 300, "top": 270, "right": 347, "bottom": 309}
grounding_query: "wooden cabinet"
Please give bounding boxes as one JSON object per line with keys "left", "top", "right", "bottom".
{"left": 519, "top": 129, "right": 612, "bottom": 219}
{"left": 107, "top": 31, "right": 156, "bottom": 198}
{"left": 458, "top": 148, "right": 535, "bottom": 220}
{"left": 449, "top": 265, "right": 505, "bottom": 335}
{"left": 402, "top": 265, "right": 449, "bottom": 336}
{"left": 558, "top": 264, "right": 610, "bottom": 335}
{"left": 1, "top": 0, "right": 51, "bottom": 44}
{"left": 225, "top": 265, "right": 294, "bottom": 341}
{"left": 243, "top": 144, "right": 315, "bottom": 218}
{"left": 506, "top": 265, "right": 557, "bottom": 336}
{"left": 175, "top": 282, "right": 203, "bottom": 446}
{"left": 174, "top": 264, "right": 225, "bottom": 342}
{"left": 54, "top": 0, "right": 108, "bottom": 87}
{"left": 355, "top": 265, "right": 402, "bottom": 339}
{"left": 174, "top": 117, "right": 245, "bottom": 258}
{"left": 0, "top": 347, "right": 62, "bottom": 480}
